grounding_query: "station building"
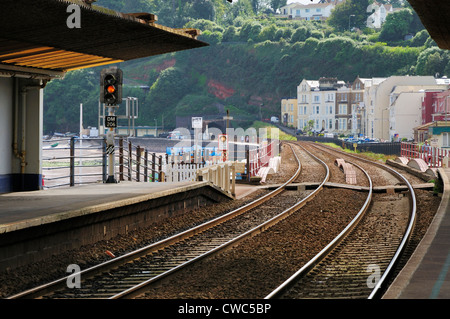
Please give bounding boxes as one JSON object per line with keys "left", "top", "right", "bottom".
{"left": 0, "top": 0, "right": 206, "bottom": 193}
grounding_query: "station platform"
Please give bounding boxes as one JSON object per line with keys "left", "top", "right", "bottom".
{"left": 384, "top": 167, "right": 450, "bottom": 299}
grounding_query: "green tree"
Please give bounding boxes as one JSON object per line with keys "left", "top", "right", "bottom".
{"left": 239, "top": 21, "right": 262, "bottom": 41}
{"left": 222, "top": 25, "right": 239, "bottom": 42}
{"left": 327, "top": 0, "right": 370, "bottom": 32}
{"left": 188, "top": 0, "right": 216, "bottom": 21}
{"left": 258, "top": 24, "right": 278, "bottom": 42}
{"left": 379, "top": 9, "right": 414, "bottom": 42}
{"left": 290, "top": 26, "right": 309, "bottom": 43}
{"left": 269, "top": 0, "right": 287, "bottom": 12}
{"left": 415, "top": 47, "right": 448, "bottom": 76}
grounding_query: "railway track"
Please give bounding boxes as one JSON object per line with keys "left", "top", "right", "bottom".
{"left": 266, "top": 141, "right": 416, "bottom": 299}
{"left": 8, "top": 143, "right": 330, "bottom": 299}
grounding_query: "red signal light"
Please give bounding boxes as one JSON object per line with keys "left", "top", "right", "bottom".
{"left": 106, "top": 85, "right": 116, "bottom": 94}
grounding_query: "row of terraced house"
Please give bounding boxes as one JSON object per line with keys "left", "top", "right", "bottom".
{"left": 281, "top": 75, "right": 450, "bottom": 148}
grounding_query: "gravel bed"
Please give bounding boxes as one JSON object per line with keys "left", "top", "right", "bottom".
{"left": 138, "top": 188, "right": 369, "bottom": 299}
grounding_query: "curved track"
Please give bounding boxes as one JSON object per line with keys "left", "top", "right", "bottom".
{"left": 266, "top": 141, "right": 416, "bottom": 299}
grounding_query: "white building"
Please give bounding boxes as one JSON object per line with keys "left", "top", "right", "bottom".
{"left": 279, "top": 0, "right": 345, "bottom": 21}
{"left": 363, "top": 76, "right": 441, "bottom": 141}
{"left": 297, "top": 78, "right": 344, "bottom": 133}
{"left": 388, "top": 85, "right": 448, "bottom": 141}
{"left": 366, "top": 2, "right": 394, "bottom": 29}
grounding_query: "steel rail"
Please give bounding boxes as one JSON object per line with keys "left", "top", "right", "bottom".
{"left": 265, "top": 157, "right": 372, "bottom": 299}
{"left": 303, "top": 142, "right": 417, "bottom": 299}
{"left": 111, "top": 142, "right": 330, "bottom": 299}
{"left": 8, "top": 143, "right": 303, "bottom": 299}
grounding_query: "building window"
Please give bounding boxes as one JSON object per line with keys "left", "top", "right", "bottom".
{"left": 339, "top": 104, "right": 347, "bottom": 114}
{"left": 444, "top": 132, "right": 450, "bottom": 147}
{"left": 314, "top": 95, "right": 320, "bottom": 103}
{"left": 329, "top": 119, "right": 333, "bottom": 129}
{"left": 339, "top": 118, "right": 347, "bottom": 131}
{"left": 316, "top": 106, "right": 320, "bottom": 114}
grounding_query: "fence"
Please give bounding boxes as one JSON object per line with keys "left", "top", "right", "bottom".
{"left": 117, "top": 138, "right": 163, "bottom": 182}
{"left": 401, "top": 142, "right": 450, "bottom": 168}
{"left": 247, "top": 140, "right": 279, "bottom": 180}
{"left": 42, "top": 136, "right": 278, "bottom": 190}
{"left": 197, "top": 162, "right": 236, "bottom": 196}
{"left": 42, "top": 137, "right": 106, "bottom": 188}
{"left": 42, "top": 137, "right": 164, "bottom": 188}
{"left": 297, "top": 136, "right": 401, "bottom": 156}
{"left": 163, "top": 163, "right": 206, "bottom": 182}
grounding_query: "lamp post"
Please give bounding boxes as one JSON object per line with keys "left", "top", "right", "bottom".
{"left": 349, "top": 14, "right": 355, "bottom": 31}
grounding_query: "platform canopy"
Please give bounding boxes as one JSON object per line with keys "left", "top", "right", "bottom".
{"left": 407, "top": 0, "right": 450, "bottom": 50}
{"left": 0, "top": 0, "right": 207, "bottom": 79}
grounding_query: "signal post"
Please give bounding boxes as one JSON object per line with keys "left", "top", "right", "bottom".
{"left": 100, "top": 67, "right": 122, "bottom": 183}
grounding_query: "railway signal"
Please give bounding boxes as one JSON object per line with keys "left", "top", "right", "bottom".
{"left": 100, "top": 67, "right": 122, "bottom": 106}
{"left": 100, "top": 67, "right": 123, "bottom": 183}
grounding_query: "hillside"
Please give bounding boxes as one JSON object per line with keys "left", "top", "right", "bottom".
{"left": 42, "top": 0, "right": 450, "bottom": 134}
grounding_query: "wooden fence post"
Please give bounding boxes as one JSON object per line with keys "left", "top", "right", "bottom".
{"left": 128, "top": 141, "right": 132, "bottom": 181}
{"left": 70, "top": 137, "right": 75, "bottom": 187}
{"left": 136, "top": 146, "right": 141, "bottom": 182}
{"left": 144, "top": 149, "right": 148, "bottom": 182}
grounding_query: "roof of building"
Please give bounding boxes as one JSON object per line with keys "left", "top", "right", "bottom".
{"left": 408, "top": 0, "right": 450, "bottom": 50}
{"left": 0, "top": 0, "right": 207, "bottom": 78}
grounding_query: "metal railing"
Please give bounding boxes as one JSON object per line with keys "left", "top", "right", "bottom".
{"left": 42, "top": 137, "right": 164, "bottom": 189}
{"left": 117, "top": 138, "right": 163, "bottom": 183}
{"left": 401, "top": 142, "right": 450, "bottom": 168}
{"left": 42, "top": 136, "right": 281, "bottom": 189}
{"left": 42, "top": 137, "right": 106, "bottom": 188}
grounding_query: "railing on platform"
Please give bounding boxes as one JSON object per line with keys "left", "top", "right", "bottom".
{"left": 401, "top": 142, "right": 449, "bottom": 168}
{"left": 164, "top": 163, "right": 205, "bottom": 182}
{"left": 247, "top": 140, "right": 278, "bottom": 181}
{"left": 42, "top": 137, "right": 164, "bottom": 188}
{"left": 196, "top": 162, "right": 236, "bottom": 196}
{"left": 117, "top": 138, "right": 163, "bottom": 183}
{"left": 42, "top": 137, "right": 106, "bottom": 188}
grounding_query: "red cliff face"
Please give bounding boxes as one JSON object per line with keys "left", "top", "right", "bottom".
{"left": 156, "top": 58, "right": 176, "bottom": 72}
{"left": 207, "top": 79, "right": 235, "bottom": 99}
